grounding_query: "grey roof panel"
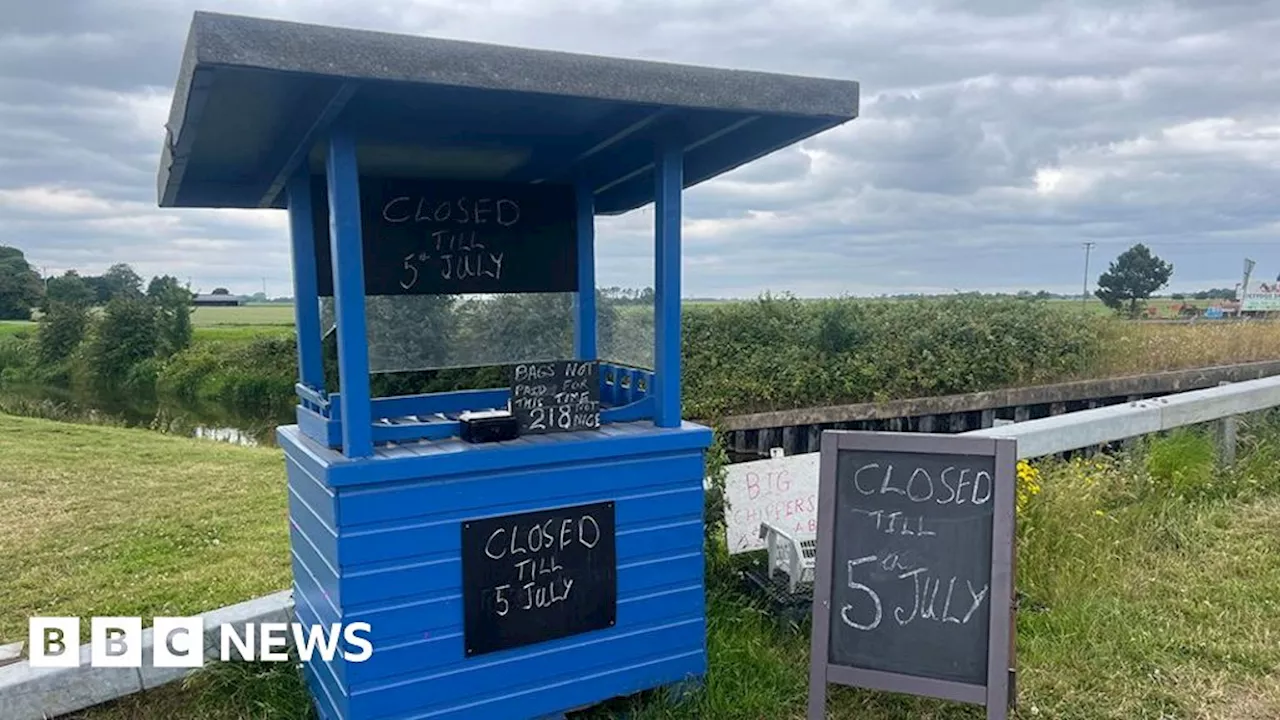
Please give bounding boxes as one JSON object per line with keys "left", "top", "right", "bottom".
{"left": 157, "top": 11, "right": 861, "bottom": 214}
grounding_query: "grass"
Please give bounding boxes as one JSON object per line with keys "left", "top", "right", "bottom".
{"left": 0, "top": 320, "right": 35, "bottom": 338}
{"left": 0, "top": 413, "right": 290, "bottom": 645}
{"left": 193, "top": 325, "right": 294, "bottom": 343}
{"left": 5, "top": 412, "right": 1280, "bottom": 719}
{"left": 192, "top": 304, "right": 295, "bottom": 329}
{"left": 1096, "top": 321, "right": 1280, "bottom": 376}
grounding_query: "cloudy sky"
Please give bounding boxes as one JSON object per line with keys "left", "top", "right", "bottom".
{"left": 2, "top": 0, "right": 1278, "bottom": 298}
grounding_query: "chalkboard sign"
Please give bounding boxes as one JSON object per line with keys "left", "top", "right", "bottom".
{"left": 311, "top": 177, "right": 578, "bottom": 296}
{"left": 807, "top": 431, "right": 1016, "bottom": 720}
{"left": 507, "top": 360, "right": 601, "bottom": 435}
{"left": 461, "top": 501, "right": 616, "bottom": 657}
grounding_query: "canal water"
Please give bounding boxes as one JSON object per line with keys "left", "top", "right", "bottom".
{"left": 0, "top": 383, "right": 292, "bottom": 447}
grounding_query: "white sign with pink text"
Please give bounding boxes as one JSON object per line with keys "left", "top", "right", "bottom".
{"left": 723, "top": 452, "right": 820, "bottom": 553}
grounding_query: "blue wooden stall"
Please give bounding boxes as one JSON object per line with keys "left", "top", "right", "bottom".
{"left": 157, "top": 11, "right": 858, "bottom": 720}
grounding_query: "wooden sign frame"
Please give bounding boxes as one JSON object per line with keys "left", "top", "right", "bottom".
{"left": 807, "top": 431, "right": 1017, "bottom": 720}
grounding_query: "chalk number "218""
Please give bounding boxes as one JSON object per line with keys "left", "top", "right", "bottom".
{"left": 528, "top": 406, "right": 596, "bottom": 431}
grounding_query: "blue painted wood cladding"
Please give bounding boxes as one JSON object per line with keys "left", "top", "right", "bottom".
{"left": 281, "top": 420, "right": 713, "bottom": 720}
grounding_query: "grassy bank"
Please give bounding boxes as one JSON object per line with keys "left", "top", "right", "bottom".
{"left": 4, "top": 412, "right": 1280, "bottom": 719}
{"left": 0, "top": 414, "right": 289, "bottom": 644}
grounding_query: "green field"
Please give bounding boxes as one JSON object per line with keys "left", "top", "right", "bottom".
{"left": 3, "top": 304, "right": 296, "bottom": 339}
{"left": 4, "top": 412, "right": 1280, "bottom": 719}
{"left": 0, "top": 320, "right": 34, "bottom": 338}
{"left": 192, "top": 303, "right": 295, "bottom": 328}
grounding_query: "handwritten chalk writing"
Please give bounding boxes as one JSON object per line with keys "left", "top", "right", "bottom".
{"left": 493, "top": 584, "right": 511, "bottom": 616}
{"left": 398, "top": 249, "right": 503, "bottom": 290}
{"left": 483, "top": 515, "right": 600, "bottom": 561}
{"left": 462, "top": 500, "right": 615, "bottom": 657}
{"left": 514, "top": 364, "right": 557, "bottom": 382}
{"left": 879, "top": 552, "right": 916, "bottom": 573}
{"left": 851, "top": 463, "right": 992, "bottom": 506}
{"left": 840, "top": 555, "right": 989, "bottom": 632}
{"left": 851, "top": 508, "right": 937, "bottom": 537}
{"left": 312, "top": 179, "right": 577, "bottom": 299}
{"left": 513, "top": 554, "right": 563, "bottom": 582}
{"left": 509, "top": 361, "right": 601, "bottom": 435}
{"left": 432, "top": 230, "right": 486, "bottom": 251}
{"left": 841, "top": 556, "right": 882, "bottom": 631}
{"left": 382, "top": 197, "right": 521, "bottom": 227}
{"left": 480, "top": 511, "right": 598, "bottom": 619}
{"left": 519, "top": 577, "right": 574, "bottom": 610}
{"left": 526, "top": 404, "right": 600, "bottom": 431}
{"left": 893, "top": 569, "right": 988, "bottom": 627}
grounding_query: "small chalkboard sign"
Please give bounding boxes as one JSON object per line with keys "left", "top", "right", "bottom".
{"left": 807, "top": 431, "right": 1016, "bottom": 720}
{"left": 461, "top": 501, "right": 616, "bottom": 657}
{"left": 507, "top": 360, "right": 601, "bottom": 435}
{"left": 311, "top": 176, "right": 578, "bottom": 296}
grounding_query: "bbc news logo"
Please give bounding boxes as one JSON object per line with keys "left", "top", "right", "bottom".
{"left": 28, "top": 617, "right": 373, "bottom": 668}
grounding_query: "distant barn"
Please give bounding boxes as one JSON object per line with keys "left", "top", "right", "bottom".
{"left": 192, "top": 293, "right": 244, "bottom": 307}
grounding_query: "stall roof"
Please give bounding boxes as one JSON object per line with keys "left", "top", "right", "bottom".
{"left": 157, "top": 11, "right": 860, "bottom": 215}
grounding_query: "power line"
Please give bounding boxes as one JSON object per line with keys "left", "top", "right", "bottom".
{"left": 1081, "top": 242, "right": 1096, "bottom": 305}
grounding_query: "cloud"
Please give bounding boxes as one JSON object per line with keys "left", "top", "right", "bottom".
{"left": 2, "top": 0, "right": 1279, "bottom": 297}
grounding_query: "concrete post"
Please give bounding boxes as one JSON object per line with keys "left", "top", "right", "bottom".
{"left": 1218, "top": 381, "right": 1238, "bottom": 467}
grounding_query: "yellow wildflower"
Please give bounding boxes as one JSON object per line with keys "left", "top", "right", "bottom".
{"left": 1015, "top": 459, "right": 1043, "bottom": 518}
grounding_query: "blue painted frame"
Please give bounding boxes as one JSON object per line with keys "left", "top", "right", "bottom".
{"left": 286, "top": 172, "right": 325, "bottom": 394}
{"left": 574, "top": 177, "right": 598, "bottom": 359}
{"left": 653, "top": 140, "right": 683, "bottom": 428}
{"left": 326, "top": 131, "right": 374, "bottom": 458}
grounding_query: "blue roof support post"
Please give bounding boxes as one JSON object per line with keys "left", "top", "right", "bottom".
{"left": 325, "top": 131, "right": 374, "bottom": 458}
{"left": 653, "top": 140, "right": 683, "bottom": 428}
{"left": 286, "top": 172, "right": 325, "bottom": 393}
{"left": 574, "top": 178, "right": 598, "bottom": 360}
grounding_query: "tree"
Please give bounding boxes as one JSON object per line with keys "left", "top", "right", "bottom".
{"left": 0, "top": 246, "right": 44, "bottom": 320}
{"left": 37, "top": 301, "right": 89, "bottom": 365}
{"left": 1192, "top": 288, "right": 1236, "bottom": 300}
{"left": 1095, "top": 244, "right": 1174, "bottom": 317}
{"left": 84, "top": 275, "right": 113, "bottom": 305}
{"left": 101, "top": 263, "right": 143, "bottom": 301}
{"left": 211, "top": 287, "right": 230, "bottom": 295}
{"left": 84, "top": 294, "right": 158, "bottom": 391}
{"left": 147, "top": 275, "right": 194, "bottom": 357}
{"left": 43, "top": 270, "right": 95, "bottom": 310}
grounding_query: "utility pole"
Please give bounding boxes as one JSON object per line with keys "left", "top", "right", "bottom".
{"left": 1081, "top": 242, "right": 1096, "bottom": 306}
